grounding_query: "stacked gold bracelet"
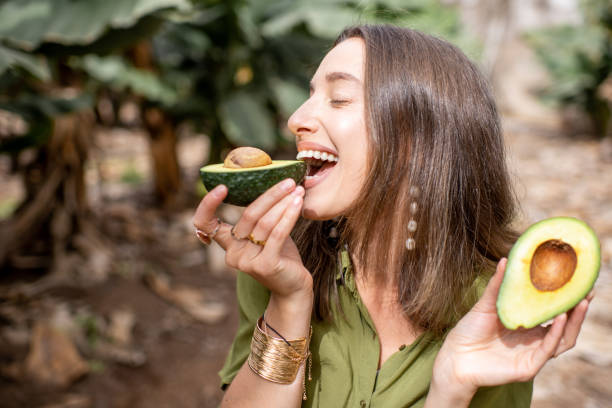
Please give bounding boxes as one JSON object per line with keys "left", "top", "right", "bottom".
{"left": 248, "top": 317, "right": 313, "bottom": 400}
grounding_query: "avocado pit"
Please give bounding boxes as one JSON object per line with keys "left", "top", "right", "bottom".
{"left": 223, "top": 147, "right": 272, "bottom": 169}
{"left": 530, "top": 239, "right": 577, "bottom": 291}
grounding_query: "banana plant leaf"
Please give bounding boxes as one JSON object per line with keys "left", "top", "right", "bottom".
{"left": 260, "top": 3, "right": 360, "bottom": 39}
{"left": 218, "top": 91, "right": 277, "bottom": 150}
{"left": 79, "top": 55, "right": 179, "bottom": 106}
{"left": 0, "top": 93, "right": 93, "bottom": 118}
{"left": 526, "top": 24, "right": 608, "bottom": 103}
{"left": 269, "top": 77, "right": 308, "bottom": 118}
{"left": 0, "top": 44, "right": 50, "bottom": 81}
{"left": 0, "top": 93, "right": 93, "bottom": 153}
{"left": 0, "top": 0, "right": 190, "bottom": 51}
{"left": 36, "top": 15, "right": 166, "bottom": 58}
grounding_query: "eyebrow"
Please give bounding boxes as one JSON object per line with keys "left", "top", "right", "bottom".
{"left": 325, "top": 71, "right": 360, "bottom": 83}
{"left": 310, "top": 71, "right": 361, "bottom": 90}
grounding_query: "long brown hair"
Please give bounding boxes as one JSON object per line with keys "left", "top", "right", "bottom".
{"left": 292, "top": 25, "right": 518, "bottom": 337}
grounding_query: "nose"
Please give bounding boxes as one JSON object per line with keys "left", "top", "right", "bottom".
{"left": 287, "top": 98, "right": 318, "bottom": 137}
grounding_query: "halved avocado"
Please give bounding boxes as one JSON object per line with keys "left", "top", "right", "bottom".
{"left": 497, "top": 217, "right": 600, "bottom": 330}
{"left": 200, "top": 160, "right": 306, "bottom": 206}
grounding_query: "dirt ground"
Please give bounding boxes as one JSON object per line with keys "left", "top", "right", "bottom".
{"left": 0, "top": 114, "right": 611, "bottom": 407}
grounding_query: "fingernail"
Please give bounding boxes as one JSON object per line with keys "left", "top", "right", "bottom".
{"left": 281, "top": 179, "right": 295, "bottom": 191}
{"left": 212, "top": 185, "right": 227, "bottom": 195}
{"left": 195, "top": 230, "right": 212, "bottom": 245}
{"left": 292, "top": 186, "right": 304, "bottom": 196}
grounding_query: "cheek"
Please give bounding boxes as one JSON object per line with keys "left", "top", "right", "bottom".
{"left": 332, "top": 113, "right": 366, "bottom": 140}
{"left": 334, "top": 117, "right": 368, "bottom": 180}
{"left": 335, "top": 116, "right": 357, "bottom": 133}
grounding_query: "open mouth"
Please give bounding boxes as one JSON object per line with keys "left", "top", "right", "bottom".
{"left": 296, "top": 149, "right": 338, "bottom": 183}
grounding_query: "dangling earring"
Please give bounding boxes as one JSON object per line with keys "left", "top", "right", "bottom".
{"left": 328, "top": 217, "right": 340, "bottom": 239}
{"left": 405, "top": 186, "right": 419, "bottom": 251}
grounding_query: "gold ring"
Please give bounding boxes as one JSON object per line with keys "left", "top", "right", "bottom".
{"left": 195, "top": 218, "right": 221, "bottom": 246}
{"left": 231, "top": 226, "right": 248, "bottom": 241}
{"left": 248, "top": 233, "right": 266, "bottom": 247}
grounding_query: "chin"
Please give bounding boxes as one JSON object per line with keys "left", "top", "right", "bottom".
{"left": 301, "top": 194, "right": 341, "bottom": 221}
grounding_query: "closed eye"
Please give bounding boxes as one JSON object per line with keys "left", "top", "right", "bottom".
{"left": 330, "top": 99, "right": 350, "bottom": 106}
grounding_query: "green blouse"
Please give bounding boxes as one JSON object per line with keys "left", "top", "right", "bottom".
{"left": 219, "top": 252, "right": 532, "bottom": 407}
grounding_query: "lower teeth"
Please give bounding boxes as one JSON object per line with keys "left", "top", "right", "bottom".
{"left": 304, "top": 160, "right": 335, "bottom": 181}
{"left": 307, "top": 165, "right": 320, "bottom": 177}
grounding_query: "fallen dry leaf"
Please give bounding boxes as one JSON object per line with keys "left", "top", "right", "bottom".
{"left": 144, "top": 272, "right": 228, "bottom": 324}
{"left": 24, "top": 322, "right": 89, "bottom": 388}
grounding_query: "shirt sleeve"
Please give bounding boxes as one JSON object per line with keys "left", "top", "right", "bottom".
{"left": 469, "top": 381, "right": 533, "bottom": 407}
{"left": 218, "top": 271, "right": 270, "bottom": 390}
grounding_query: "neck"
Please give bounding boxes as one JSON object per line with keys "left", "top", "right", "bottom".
{"left": 347, "top": 225, "right": 405, "bottom": 292}
{"left": 351, "top": 248, "right": 424, "bottom": 355}
{"left": 350, "top": 248, "right": 399, "bottom": 300}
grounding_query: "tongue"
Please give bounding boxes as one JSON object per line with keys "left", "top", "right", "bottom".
{"left": 309, "top": 161, "right": 335, "bottom": 177}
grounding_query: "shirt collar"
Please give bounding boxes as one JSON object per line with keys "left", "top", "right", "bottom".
{"left": 336, "top": 247, "right": 357, "bottom": 294}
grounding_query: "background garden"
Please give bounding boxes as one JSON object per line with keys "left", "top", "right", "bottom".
{"left": 0, "top": 0, "right": 610, "bottom": 406}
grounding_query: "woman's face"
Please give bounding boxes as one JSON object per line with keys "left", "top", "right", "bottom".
{"left": 288, "top": 37, "right": 368, "bottom": 220}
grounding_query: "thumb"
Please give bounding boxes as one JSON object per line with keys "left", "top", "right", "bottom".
{"left": 473, "top": 258, "right": 507, "bottom": 313}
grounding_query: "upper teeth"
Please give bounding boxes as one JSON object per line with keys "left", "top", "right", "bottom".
{"left": 296, "top": 150, "right": 338, "bottom": 162}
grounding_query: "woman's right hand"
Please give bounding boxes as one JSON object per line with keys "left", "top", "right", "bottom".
{"left": 192, "top": 179, "right": 313, "bottom": 307}
{"left": 199, "top": 181, "right": 313, "bottom": 407}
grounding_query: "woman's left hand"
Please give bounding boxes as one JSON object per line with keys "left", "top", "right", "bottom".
{"left": 430, "top": 258, "right": 592, "bottom": 404}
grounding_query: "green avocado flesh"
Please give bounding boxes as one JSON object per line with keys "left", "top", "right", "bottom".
{"left": 200, "top": 160, "right": 306, "bottom": 206}
{"left": 497, "top": 217, "right": 600, "bottom": 330}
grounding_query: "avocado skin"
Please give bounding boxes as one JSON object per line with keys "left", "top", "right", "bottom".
{"left": 200, "top": 160, "right": 306, "bottom": 206}
{"left": 496, "top": 217, "right": 600, "bottom": 330}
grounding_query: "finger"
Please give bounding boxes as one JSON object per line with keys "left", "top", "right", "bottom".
{"left": 554, "top": 298, "right": 589, "bottom": 357}
{"left": 533, "top": 312, "right": 567, "bottom": 365}
{"left": 251, "top": 186, "right": 305, "bottom": 242}
{"left": 238, "top": 187, "right": 305, "bottom": 267}
{"left": 214, "top": 221, "right": 246, "bottom": 252}
{"left": 261, "top": 187, "right": 304, "bottom": 255}
{"left": 192, "top": 185, "right": 244, "bottom": 251}
{"left": 586, "top": 289, "right": 595, "bottom": 302}
{"left": 473, "top": 258, "right": 507, "bottom": 313}
{"left": 193, "top": 185, "right": 228, "bottom": 232}
{"left": 226, "top": 186, "right": 304, "bottom": 273}
{"left": 233, "top": 179, "right": 297, "bottom": 237}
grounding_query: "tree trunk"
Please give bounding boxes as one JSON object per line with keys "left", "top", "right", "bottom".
{"left": 128, "top": 41, "right": 182, "bottom": 208}
{"left": 0, "top": 111, "right": 95, "bottom": 271}
{"left": 143, "top": 106, "right": 181, "bottom": 207}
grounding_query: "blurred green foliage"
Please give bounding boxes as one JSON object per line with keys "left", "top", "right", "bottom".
{"left": 0, "top": 0, "right": 188, "bottom": 155}
{"left": 0, "top": 0, "right": 477, "bottom": 163}
{"left": 144, "top": 0, "right": 480, "bottom": 161}
{"left": 525, "top": 0, "right": 611, "bottom": 137}
{"left": 0, "top": 0, "right": 479, "bottom": 266}
{"left": 0, "top": 198, "right": 19, "bottom": 220}
{"left": 0, "top": 1, "right": 173, "bottom": 177}
{"left": 76, "top": 312, "right": 101, "bottom": 347}
{"left": 120, "top": 163, "right": 146, "bottom": 185}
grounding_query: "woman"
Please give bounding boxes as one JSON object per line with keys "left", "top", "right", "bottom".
{"left": 193, "top": 25, "right": 591, "bottom": 407}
